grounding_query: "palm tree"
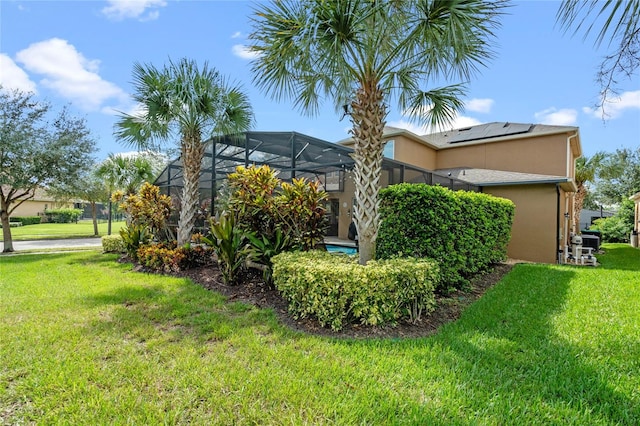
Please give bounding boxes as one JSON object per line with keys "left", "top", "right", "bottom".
{"left": 249, "top": 0, "right": 507, "bottom": 264}
{"left": 557, "top": 0, "right": 640, "bottom": 114}
{"left": 114, "top": 58, "right": 254, "bottom": 246}
{"left": 574, "top": 153, "right": 605, "bottom": 232}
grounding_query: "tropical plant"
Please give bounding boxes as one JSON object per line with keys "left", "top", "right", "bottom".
{"left": 114, "top": 182, "right": 172, "bottom": 239}
{"left": 119, "top": 223, "right": 152, "bottom": 260}
{"left": 557, "top": 0, "right": 639, "bottom": 114}
{"left": 201, "top": 211, "right": 249, "bottom": 285}
{"left": 245, "top": 228, "right": 293, "bottom": 284}
{"left": 114, "top": 58, "right": 254, "bottom": 246}
{"left": 0, "top": 88, "right": 97, "bottom": 252}
{"left": 249, "top": 0, "right": 507, "bottom": 264}
{"left": 96, "top": 153, "right": 157, "bottom": 196}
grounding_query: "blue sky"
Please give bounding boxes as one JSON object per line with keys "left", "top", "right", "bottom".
{"left": 2, "top": 0, "right": 638, "bottom": 161}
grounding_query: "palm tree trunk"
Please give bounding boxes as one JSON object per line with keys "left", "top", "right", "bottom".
{"left": 573, "top": 184, "right": 587, "bottom": 233}
{"left": 350, "top": 82, "right": 387, "bottom": 265}
{"left": 177, "top": 134, "right": 205, "bottom": 246}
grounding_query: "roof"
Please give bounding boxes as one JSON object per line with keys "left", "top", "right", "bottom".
{"left": 423, "top": 122, "right": 580, "bottom": 149}
{"left": 338, "top": 122, "right": 581, "bottom": 157}
{"left": 435, "top": 167, "right": 577, "bottom": 191}
{"left": 0, "top": 186, "right": 58, "bottom": 202}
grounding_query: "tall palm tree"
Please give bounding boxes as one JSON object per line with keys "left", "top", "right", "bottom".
{"left": 573, "top": 153, "right": 604, "bottom": 232}
{"left": 114, "top": 58, "right": 254, "bottom": 246}
{"left": 249, "top": 0, "right": 508, "bottom": 264}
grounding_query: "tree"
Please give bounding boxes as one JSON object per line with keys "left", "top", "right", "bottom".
{"left": 249, "top": 0, "right": 508, "bottom": 264}
{"left": 593, "top": 147, "right": 640, "bottom": 205}
{"left": 114, "top": 58, "right": 254, "bottom": 246}
{"left": 557, "top": 0, "right": 640, "bottom": 116}
{"left": 573, "top": 152, "right": 605, "bottom": 232}
{"left": 0, "top": 88, "right": 97, "bottom": 252}
{"left": 48, "top": 166, "right": 111, "bottom": 237}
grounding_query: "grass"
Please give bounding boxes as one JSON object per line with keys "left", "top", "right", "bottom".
{"left": 0, "top": 220, "right": 126, "bottom": 241}
{"left": 0, "top": 244, "right": 638, "bottom": 424}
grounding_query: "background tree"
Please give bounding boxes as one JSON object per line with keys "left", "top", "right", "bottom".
{"left": 115, "top": 58, "right": 254, "bottom": 246}
{"left": 96, "top": 153, "right": 158, "bottom": 235}
{"left": 557, "top": 0, "right": 640, "bottom": 115}
{"left": 573, "top": 152, "right": 605, "bottom": 232}
{"left": 0, "top": 88, "right": 97, "bottom": 252}
{"left": 48, "top": 166, "right": 110, "bottom": 236}
{"left": 249, "top": 0, "right": 508, "bottom": 264}
{"left": 592, "top": 147, "right": 640, "bottom": 205}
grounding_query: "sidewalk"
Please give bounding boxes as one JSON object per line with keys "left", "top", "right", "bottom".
{"left": 6, "top": 238, "right": 102, "bottom": 252}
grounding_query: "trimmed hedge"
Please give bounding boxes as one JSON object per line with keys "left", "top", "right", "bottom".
{"left": 101, "top": 235, "right": 125, "bottom": 253}
{"left": 9, "top": 216, "right": 41, "bottom": 226}
{"left": 377, "top": 184, "right": 514, "bottom": 292}
{"left": 272, "top": 251, "right": 438, "bottom": 330}
{"left": 44, "top": 208, "right": 83, "bottom": 223}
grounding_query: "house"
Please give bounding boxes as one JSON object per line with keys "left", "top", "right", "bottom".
{"left": 156, "top": 122, "right": 581, "bottom": 264}
{"left": 340, "top": 122, "right": 581, "bottom": 263}
{"left": 631, "top": 191, "right": 640, "bottom": 248}
{"left": 3, "top": 186, "right": 77, "bottom": 219}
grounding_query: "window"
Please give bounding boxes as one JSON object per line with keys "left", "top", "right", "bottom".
{"left": 383, "top": 139, "right": 395, "bottom": 159}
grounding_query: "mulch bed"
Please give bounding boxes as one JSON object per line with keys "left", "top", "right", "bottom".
{"left": 170, "top": 261, "right": 514, "bottom": 340}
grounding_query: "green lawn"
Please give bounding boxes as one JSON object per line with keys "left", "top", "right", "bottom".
{"left": 1, "top": 220, "right": 126, "bottom": 241}
{"left": 1, "top": 244, "right": 638, "bottom": 424}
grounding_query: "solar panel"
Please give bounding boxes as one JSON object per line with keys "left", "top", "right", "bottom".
{"left": 448, "top": 122, "right": 532, "bottom": 143}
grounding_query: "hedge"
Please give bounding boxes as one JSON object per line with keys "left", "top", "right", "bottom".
{"left": 272, "top": 250, "right": 438, "bottom": 330}
{"left": 9, "top": 216, "right": 41, "bottom": 226}
{"left": 44, "top": 208, "right": 83, "bottom": 223}
{"left": 376, "top": 184, "right": 514, "bottom": 292}
{"left": 101, "top": 235, "right": 125, "bottom": 253}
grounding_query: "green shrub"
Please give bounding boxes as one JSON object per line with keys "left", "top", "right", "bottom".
{"left": 591, "top": 216, "right": 630, "bottom": 243}
{"left": 201, "top": 211, "right": 249, "bottom": 285}
{"left": 377, "top": 184, "right": 514, "bottom": 292}
{"left": 120, "top": 224, "right": 152, "bottom": 261}
{"left": 136, "top": 242, "right": 214, "bottom": 272}
{"left": 10, "top": 216, "right": 41, "bottom": 226}
{"left": 272, "top": 251, "right": 438, "bottom": 331}
{"left": 44, "top": 208, "right": 83, "bottom": 223}
{"left": 102, "top": 235, "right": 125, "bottom": 253}
{"left": 226, "top": 165, "right": 328, "bottom": 251}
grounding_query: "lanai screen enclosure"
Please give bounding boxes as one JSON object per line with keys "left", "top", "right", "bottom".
{"left": 154, "top": 131, "right": 478, "bottom": 235}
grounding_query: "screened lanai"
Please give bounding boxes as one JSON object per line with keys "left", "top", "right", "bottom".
{"left": 154, "top": 131, "right": 478, "bottom": 236}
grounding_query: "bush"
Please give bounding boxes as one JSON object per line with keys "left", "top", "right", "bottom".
{"left": 44, "top": 208, "right": 83, "bottom": 223}
{"left": 591, "top": 216, "right": 630, "bottom": 243}
{"left": 120, "top": 224, "right": 152, "bottom": 261}
{"left": 136, "top": 242, "right": 215, "bottom": 272}
{"left": 102, "top": 235, "right": 125, "bottom": 253}
{"left": 10, "top": 216, "right": 41, "bottom": 226}
{"left": 201, "top": 211, "right": 249, "bottom": 285}
{"left": 227, "top": 165, "right": 328, "bottom": 251}
{"left": 114, "top": 183, "right": 172, "bottom": 240}
{"left": 376, "top": 184, "right": 514, "bottom": 292}
{"left": 272, "top": 251, "right": 438, "bottom": 331}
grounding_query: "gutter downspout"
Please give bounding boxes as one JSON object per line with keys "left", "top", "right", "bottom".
{"left": 556, "top": 183, "right": 561, "bottom": 264}
{"left": 567, "top": 132, "right": 579, "bottom": 234}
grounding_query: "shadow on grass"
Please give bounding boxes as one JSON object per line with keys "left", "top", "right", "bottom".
{"left": 339, "top": 264, "right": 638, "bottom": 423}
{"left": 84, "top": 273, "right": 285, "bottom": 345}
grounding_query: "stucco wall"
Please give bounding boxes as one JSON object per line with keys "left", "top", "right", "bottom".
{"left": 10, "top": 200, "right": 72, "bottom": 218}
{"left": 436, "top": 134, "right": 570, "bottom": 176}
{"left": 484, "top": 184, "right": 563, "bottom": 264}
{"left": 390, "top": 135, "right": 437, "bottom": 170}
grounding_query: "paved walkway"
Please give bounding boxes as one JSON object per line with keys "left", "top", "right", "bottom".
{"left": 6, "top": 237, "right": 102, "bottom": 252}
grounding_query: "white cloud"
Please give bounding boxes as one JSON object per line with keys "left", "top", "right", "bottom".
{"left": 534, "top": 107, "right": 578, "bottom": 125}
{"left": 583, "top": 90, "right": 640, "bottom": 119}
{"left": 232, "top": 44, "right": 260, "bottom": 60}
{"left": 102, "top": 0, "right": 167, "bottom": 21}
{"left": 15, "top": 38, "right": 130, "bottom": 111}
{"left": 231, "top": 31, "right": 243, "bottom": 39}
{"left": 389, "top": 115, "right": 482, "bottom": 135}
{"left": 465, "top": 98, "right": 494, "bottom": 114}
{"left": 0, "top": 54, "right": 37, "bottom": 93}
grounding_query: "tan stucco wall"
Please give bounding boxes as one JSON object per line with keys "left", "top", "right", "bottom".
{"left": 10, "top": 200, "right": 72, "bottom": 218}
{"left": 390, "top": 136, "right": 437, "bottom": 170}
{"left": 484, "top": 184, "right": 567, "bottom": 264}
{"left": 436, "top": 134, "right": 570, "bottom": 176}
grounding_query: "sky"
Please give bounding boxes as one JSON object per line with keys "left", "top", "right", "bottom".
{"left": 1, "top": 0, "right": 639, "bottom": 162}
